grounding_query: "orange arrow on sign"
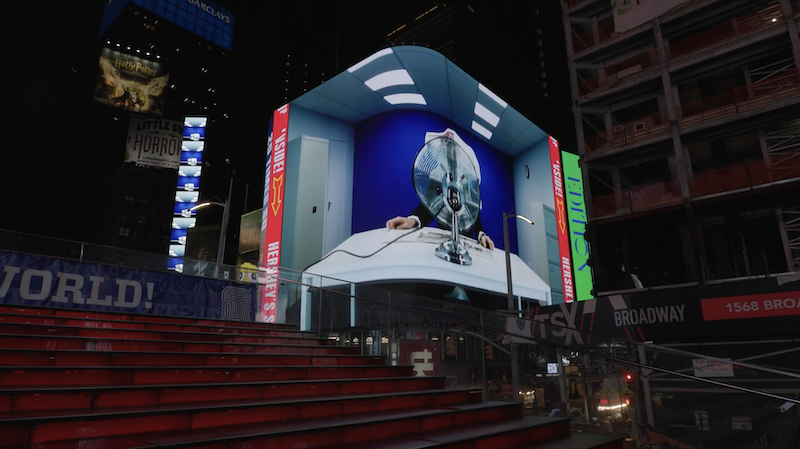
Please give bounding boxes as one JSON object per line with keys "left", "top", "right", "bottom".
{"left": 271, "top": 175, "right": 284, "bottom": 215}
{"left": 556, "top": 198, "right": 567, "bottom": 235}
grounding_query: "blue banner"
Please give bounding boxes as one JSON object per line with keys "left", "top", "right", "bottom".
{"left": 0, "top": 252, "right": 255, "bottom": 322}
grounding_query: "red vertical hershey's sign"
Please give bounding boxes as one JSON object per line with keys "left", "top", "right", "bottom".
{"left": 260, "top": 104, "right": 289, "bottom": 323}
{"left": 548, "top": 136, "right": 575, "bottom": 302}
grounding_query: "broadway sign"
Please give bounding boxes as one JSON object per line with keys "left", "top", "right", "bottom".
{"left": 530, "top": 285, "right": 800, "bottom": 344}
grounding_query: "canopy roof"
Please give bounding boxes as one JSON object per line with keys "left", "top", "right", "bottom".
{"left": 292, "top": 46, "right": 548, "bottom": 157}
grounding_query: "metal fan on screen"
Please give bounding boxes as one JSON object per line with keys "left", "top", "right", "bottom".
{"left": 413, "top": 135, "right": 481, "bottom": 266}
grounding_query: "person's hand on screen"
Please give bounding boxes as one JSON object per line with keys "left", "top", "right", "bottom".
{"left": 481, "top": 234, "right": 495, "bottom": 250}
{"left": 386, "top": 216, "right": 417, "bottom": 230}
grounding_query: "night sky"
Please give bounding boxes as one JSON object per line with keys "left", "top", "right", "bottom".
{"left": 0, "top": 0, "right": 573, "bottom": 249}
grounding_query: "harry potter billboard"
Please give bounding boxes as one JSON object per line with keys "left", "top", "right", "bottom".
{"left": 93, "top": 48, "right": 169, "bottom": 116}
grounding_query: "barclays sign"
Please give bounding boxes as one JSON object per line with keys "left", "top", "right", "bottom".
{"left": 101, "top": 0, "right": 235, "bottom": 51}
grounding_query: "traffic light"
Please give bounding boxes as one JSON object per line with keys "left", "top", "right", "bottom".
{"left": 485, "top": 345, "right": 494, "bottom": 360}
{"left": 625, "top": 372, "right": 634, "bottom": 390}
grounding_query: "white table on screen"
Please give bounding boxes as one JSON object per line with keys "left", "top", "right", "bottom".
{"left": 297, "top": 227, "right": 551, "bottom": 328}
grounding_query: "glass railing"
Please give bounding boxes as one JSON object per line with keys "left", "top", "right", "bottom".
{"left": 591, "top": 179, "right": 682, "bottom": 218}
{"left": 689, "top": 156, "right": 800, "bottom": 198}
{"left": 276, "top": 269, "right": 800, "bottom": 448}
{"left": 0, "top": 228, "right": 246, "bottom": 282}
{"left": 583, "top": 71, "right": 800, "bottom": 155}
{"left": 679, "top": 71, "right": 800, "bottom": 127}
{"left": 578, "top": 49, "right": 660, "bottom": 96}
{"left": 584, "top": 111, "right": 669, "bottom": 154}
{"left": 590, "top": 155, "right": 800, "bottom": 218}
{"left": 573, "top": 18, "right": 615, "bottom": 54}
{"left": 669, "top": 2, "right": 783, "bottom": 59}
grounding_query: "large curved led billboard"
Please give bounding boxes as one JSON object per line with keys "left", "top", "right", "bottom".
{"left": 258, "top": 46, "right": 592, "bottom": 323}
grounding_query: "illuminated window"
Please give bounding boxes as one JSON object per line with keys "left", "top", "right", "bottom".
{"left": 695, "top": 411, "right": 709, "bottom": 430}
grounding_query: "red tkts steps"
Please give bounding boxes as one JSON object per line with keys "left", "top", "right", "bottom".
{"left": 0, "top": 305, "right": 622, "bottom": 449}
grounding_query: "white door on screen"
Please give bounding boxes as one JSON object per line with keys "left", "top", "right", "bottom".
{"left": 323, "top": 139, "right": 349, "bottom": 255}
{"left": 292, "top": 136, "right": 329, "bottom": 272}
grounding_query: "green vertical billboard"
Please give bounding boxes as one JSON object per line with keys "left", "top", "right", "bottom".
{"left": 561, "top": 151, "right": 594, "bottom": 301}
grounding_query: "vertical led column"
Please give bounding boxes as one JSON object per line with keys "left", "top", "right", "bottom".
{"left": 548, "top": 136, "right": 575, "bottom": 302}
{"left": 259, "top": 104, "right": 289, "bottom": 322}
{"left": 561, "top": 151, "right": 594, "bottom": 301}
{"left": 168, "top": 116, "right": 206, "bottom": 272}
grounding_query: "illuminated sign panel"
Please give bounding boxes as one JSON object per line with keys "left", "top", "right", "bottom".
{"left": 259, "top": 105, "right": 289, "bottom": 323}
{"left": 125, "top": 116, "right": 183, "bottom": 169}
{"left": 101, "top": 0, "right": 234, "bottom": 51}
{"left": 94, "top": 48, "right": 169, "bottom": 116}
{"left": 168, "top": 116, "right": 206, "bottom": 272}
{"left": 548, "top": 137, "right": 574, "bottom": 302}
{"left": 561, "top": 151, "right": 594, "bottom": 301}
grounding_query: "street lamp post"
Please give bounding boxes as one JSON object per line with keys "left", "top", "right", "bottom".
{"left": 189, "top": 179, "right": 233, "bottom": 266}
{"left": 503, "top": 211, "right": 534, "bottom": 313}
{"left": 502, "top": 211, "right": 534, "bottom": 403}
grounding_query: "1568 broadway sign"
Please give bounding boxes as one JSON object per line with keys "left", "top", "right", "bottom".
{"left": 702, "top": 291, "right": 800, "bottom": 321}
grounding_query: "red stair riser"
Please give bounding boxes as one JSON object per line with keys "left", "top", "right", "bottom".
{"left": 0, "top": 366, "right": 414, "bottom": 388}
{"left": 421, "top": 413, "right": 455, "bottom": 432}
{"left": 0, "top": 351, "right": 383, "bottom": 367}
{"left": 190, "top": 404, "right": 302, "bottom": 429}
{"left": 477, "top": 405, "right": 522, "bottom": 422}
{"left": 0, "top": 316, "right": 313, "bottom": 337}
{"left": 29, "top": 414, "right": 192, "bottom": 444}
{"left": 344, "top": 420, "right": 420, "bottom": 445}
{"left": 11, "top": 391, "right": 480, "bottom": 444}
{"left": 0, "top": 330, "right": 333, "bottom": 348}
{"left": 0, "top": 369, "right": 135, "bottom": 387}
{"left": 217, "top": 429, "right": 343, "bottom": 449}
{"left": 471, "top": 421, "right": 570, "bottom": 449}
{"left": 0, "top": 310, "right": 302, "bottom": 335}
{"left": 160, "top": 385, "right": 262, "bottom": 405}
{"left": 453, "top": 410, "right": 480, "bottom": 426}
{"left": 66, "top": 404, "right": 524, "bottom": 449}
{"left": 0, "top": 336, "right": 184, "bottom": 352}
{"left": 0, "top": 424, "right": 30, "bottom": 447}
{"left": 1, "top": 391, "right": 96, "bottom": 413}
{"left": 0, "top": 307, "right": 292, "bottom": 331}
{"left": 133, "top": 366, "right": 411, "bottom": 385}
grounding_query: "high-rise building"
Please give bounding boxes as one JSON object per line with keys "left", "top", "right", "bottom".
{"left": 562, "top": 0, "right": 800, "bottom": 295}
{"left": 91, "top": 0, "right": 240, "bottom": 262}
{"left": 93, "top": 164, "right": 176, "bottom": 255}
